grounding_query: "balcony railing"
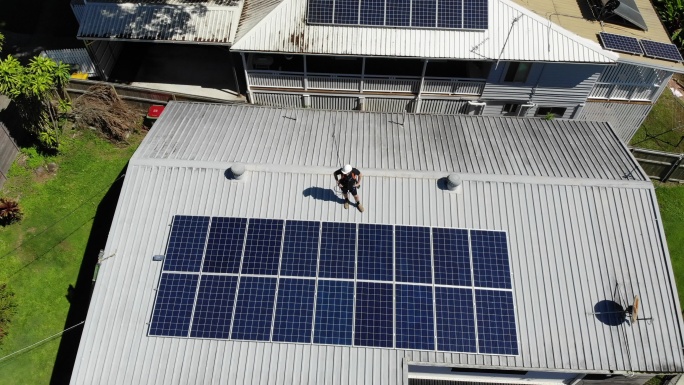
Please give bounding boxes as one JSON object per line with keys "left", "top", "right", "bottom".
{"left": 247, "top": 71, "right": 485, "bottom": 96}
{"left": 589, "top": 82, "right": 656, "bottom": 102}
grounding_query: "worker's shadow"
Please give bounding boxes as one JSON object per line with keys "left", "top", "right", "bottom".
{"left": 303, "top": 187, "right": 344, "bottom": 203}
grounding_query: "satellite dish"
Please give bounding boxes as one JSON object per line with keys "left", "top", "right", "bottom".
{"left": 631, "top": 295, "right": 640, "bottom": 324}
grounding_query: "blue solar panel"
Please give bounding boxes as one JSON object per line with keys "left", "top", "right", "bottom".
{"left": 314, "top": 280, "right": 354, "bottom": 345}
{"left": 319, "top": 222, "right": 356, "bottom": 279}
{"left": 231, "top": 276, "right": 277, "bottom": 341}
{"left": 354, "top": 282, "right": 393, "bottom": 348}
{"left": 202, "top": 217, "right": 246, "bottom": 274}
{"left": 640, "top": 39, "right": 683, "bottom": 62}
{"left": 335, "top": 0, "right": 360, "bottom": 24}
{"left": 190, "top": 275, "right": 238, "bottom": 339}
{"left": 396, "top": 284, "right": 435, "bottom": 350}
{"left": 433, "top": 228, "right": 470, "bottom": 286}
{"left": 475, "top": 289, "right": 518, "bottom": 355}
{"left": 163, "top": 216, "right": 210, "bottom": 272}
{"left": 395, "top": 226, "right": 432, "bottom": 284}
{"left": 463, "top": 0, "right": 488, "bottom": 29}
{"left": 309, "top": 0, "right": 486, "bottom": 29}
{"left": 412, "top": 0, "right": 436, "bottom": 27}
{"left": 435, "top": 286, "right": 476, "bottom": 353}
{"left": 308, "top": 0, "right": 334, "bottom": 23}
{"left": 149, "top": 273, "right": 199, "bottom": 337}
{"left": 280, "top": 220, "right": 320, "bottom": 277}
{"left": 357, "top": 224, "right": 393, "bottom": 281}
{"left": 471, "top": 230, "right": 511, "bottom": 289}
{"left": 437, "top": 0, "right": 462, "bottom": 28}
{"left": 386, "top": 0, "right": 411, "bottom": 26}
{"left": 241, "top": 219, "right": 283, "bottom": 276}
{"left": 598, "top": 32, "right": 643, "bottom": 55}
{"left": 272, "top": 279, "right": 316, "bottom": 343}
{"left": 360, "top": 0, "right": 385, "bottom": 25}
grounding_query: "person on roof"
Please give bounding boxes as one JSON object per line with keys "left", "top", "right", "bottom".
{"left": 333, "top": 164, "right": 364, "bottom": 212}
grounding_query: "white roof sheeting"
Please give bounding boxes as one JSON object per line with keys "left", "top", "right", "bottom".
{"left": 76, "top": 2, "right": 242, "bottom": 44}
{"left": 69, "top": 103, "right": 684, "bottom": 385}
{"left": 232, "top": 0, "right": 618, "bottom": 62}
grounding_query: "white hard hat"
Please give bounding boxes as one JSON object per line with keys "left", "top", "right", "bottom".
{"left": 342, "top": 164, "right": 352, "bottom": 174}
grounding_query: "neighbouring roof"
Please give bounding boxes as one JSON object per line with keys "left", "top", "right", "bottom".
{"left": 76, "top": 1, "right": 243, "bottom": 44}
{"left": 69, "top": 102, "right": 684, "bottom": 385}
{"left": 232, "top": 0, "right": 618, "bottom": 63}
{"left": 40, "top": 49, "right": 97, "bottom": 76}
{"left": 511, "top": 0, "right": 684, "bottom": 73}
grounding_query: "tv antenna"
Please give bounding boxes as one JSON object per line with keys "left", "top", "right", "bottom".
{"left": 587, "top": 284, "right": 652, "bottom": 325}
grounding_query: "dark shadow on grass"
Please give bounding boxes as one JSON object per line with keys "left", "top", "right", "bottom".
{"left": 49, "top": 164, "right": 128, "bottom": 385}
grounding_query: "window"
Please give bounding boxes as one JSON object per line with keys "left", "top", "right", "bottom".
{"left": 535, "top": 107, "right": 567, "bottom": 118}
{"left": 307, "top": 56, "right": 362, "bottom": 74}
{"left": 502, "top": 103, "right": 520, "bottom": 115}
{"left": 504, "top": 62, "right": 532, "bottom": 83}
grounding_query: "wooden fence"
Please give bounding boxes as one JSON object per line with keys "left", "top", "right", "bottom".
{"left": 0, "top": 121, "right": 20, "bottom": 190}
{"left": 630, "top": 147, "right": 684, "bottom": 183}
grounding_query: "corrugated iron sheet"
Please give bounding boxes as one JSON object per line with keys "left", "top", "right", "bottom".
{"left": 69, "top": 103, "right": 684, "bottom": 385}
{"left": 232, "top": 0, "right": 618, "bottom": 62}
{"left": 40, "top": 48, "right": 97, "bottom": 76}
{"left": 76, "top": 2, "right": 242, "bottom": 44}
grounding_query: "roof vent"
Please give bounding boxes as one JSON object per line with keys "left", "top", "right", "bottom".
{"left": 446, "top": 174, "right": 463, "bottom": 193}
{"left": 230, "top": 163, "right": 246, "bottom": 180}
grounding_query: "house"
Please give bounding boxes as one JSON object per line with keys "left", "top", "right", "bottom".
{"left": 71, "top": 0, "right": 683, "bottom": 143}
{"left": 69, "top": 102, "right": 684, "bottom": 384}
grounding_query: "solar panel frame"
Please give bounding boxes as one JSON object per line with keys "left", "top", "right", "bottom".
{"left": 475, "top": 289, "right": 518, "bottom": 355}
{"left": 471, "top": 230, "right": 512, "bottom": 289}
{"left": 640, "top": 39, "right": 684, "bottom": 62}
{"left": 395, "top": 225, "right": 432, "bottom": 284}
{"left": 357, "top": 224, "right": 393, "bottom": 281}
{"left": 433, "top": 228, "right": 470, "bottom": 286}
{"left": 272, "top": 278, "right": 316, "bottom": 343}
{"left": 598, "top": 32, "right": 643, "bottom": 55}
{"left": 231, "top": 276, "right": 277, "bottom": 341}
{"left": 395, "top": 284, "right": 435, "bottom": 350}
{"left": 280, "top": 220, "right": 320, "bottom": 277}
{"left": 313, "top": 279, "right": 355, "bottom": 345}
{"left": 354, "top": 281, "right": 394, "bottom": 348}
{"left": 319, "top": 222, "right": 356, "bottom": 279}
{"left": 435, "top": 286, "right": 477, "bottom": 353}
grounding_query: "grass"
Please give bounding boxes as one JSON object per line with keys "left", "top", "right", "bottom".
{"left": 655, "top": 182, "right": 684, "bottom": 311}
{"left": 630, "top": 87, "right": 684, "bottom": 153}
{"left": 0, "top": 129, "right": 143, "bottom": 384}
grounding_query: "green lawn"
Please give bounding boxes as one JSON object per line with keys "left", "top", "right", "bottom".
{"left": 630, "top": 87, "right": 684, "bottom": 153}
{"left": 655, "top": 183, "right": 684, "bottom": 311}
{"left": 0, "top": 129, "right": 143, "bottom": 384}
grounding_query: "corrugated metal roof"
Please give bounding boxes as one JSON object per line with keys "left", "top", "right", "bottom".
{"left": 135, "top": 103, "right": 644, "bottom": 181}
{"left": 232, "top": 0, "right": 618, "bottom": 62}
{"left": 510, "top": 0, "right": 684, "bottom": 73}
{"left": 40, "top": 49, "right": 97, "bottom": 76}
{"left": 69, "top": 102, "right": 684, "bottom": 385}
{"left": 76, "top": 2, "right": 242, "bottom": 44}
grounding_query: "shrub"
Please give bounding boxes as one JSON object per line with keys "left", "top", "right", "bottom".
{"left": 0, "top": 283, "right": 18, "bottom": 343}
{"left": 0, "top": 197, "right": 23, "bottom": 225}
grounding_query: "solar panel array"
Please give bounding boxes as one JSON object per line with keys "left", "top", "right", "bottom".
{"left": 149, "top": 215, "right": 518, "bottom": 355}
{"left": 598, "top": 32, "right": 683, "bottom": 62}
{"left": 307, "top": 0, "right": 488, "bottom": 30}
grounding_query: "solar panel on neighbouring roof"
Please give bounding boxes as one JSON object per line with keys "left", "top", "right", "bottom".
{"left": 640, "top": 39, "right": 683, "bottom": 62}
{"left": 598, "top": 32, "right": 643, "bottom": 55}
{"left": 307, "top": 0, "right": 487, "bottom": 29}
{"left": 149, "top": 215, "right": 518, "bottom": 355}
